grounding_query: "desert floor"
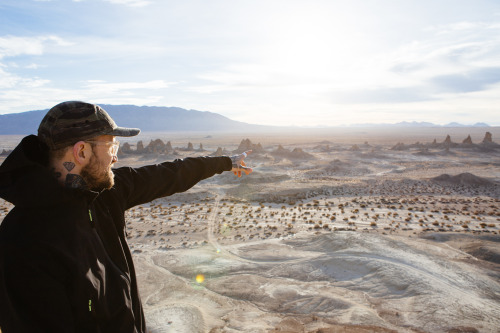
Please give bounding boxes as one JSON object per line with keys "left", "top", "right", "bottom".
{"left": 1, "top": 127, "right": 499, "bottom": 333}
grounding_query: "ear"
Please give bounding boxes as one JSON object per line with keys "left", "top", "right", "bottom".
{"left": 72, "top": 141, "right": 92, "bottom": 165}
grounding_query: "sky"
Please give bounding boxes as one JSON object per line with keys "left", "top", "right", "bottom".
{"left": 1, "top": 0, "right": 500, "bottom": 127}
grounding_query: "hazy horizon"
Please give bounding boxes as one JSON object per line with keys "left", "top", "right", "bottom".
{"left": 0, "top": 104, "right": 497, "bottom": 129}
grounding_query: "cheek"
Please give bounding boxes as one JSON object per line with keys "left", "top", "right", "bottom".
{"left": 98, "top": 151, "right": 114, "bottom": 166}
{"left": 94, "top": 154, "right": 112, "bottom": 171}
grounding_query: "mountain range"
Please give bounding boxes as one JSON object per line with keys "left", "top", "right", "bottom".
{"left": 0, "top": 105, "right": 268, "bottom": 135}
{"left": 349, "top": 121, "right": 490, "bottom": 128}
{"left": 0, "top": 105, "right": 492, "bottom": 135}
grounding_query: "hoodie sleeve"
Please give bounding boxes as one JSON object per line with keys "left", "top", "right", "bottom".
{"left": 111, "top": 156, "right": 232, "bottom": 210}
{"left": 0, "top": 243, "right": 75, "bottom": 333}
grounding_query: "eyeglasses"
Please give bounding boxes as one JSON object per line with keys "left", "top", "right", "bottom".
{"left": 86, "top": 140, "right": 120, "bottom": 156}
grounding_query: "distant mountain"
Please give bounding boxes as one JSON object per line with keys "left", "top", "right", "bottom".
{"left": 443, "top": 122, "right": 491, "bottom": 127}
{"left": 392, "top": 121, "right": 490, "bottom": 127}
{"left": 0, "top": 110, "right": 47, "bottom": 135}
{"left": 0, "top": 104, "right": 492, "bottom": 134}
{"left": 350, "top": 121, "right": 490, "bottom": 128}
{"left": 0, "top": 104, "right": 269, "bottom": 135}
{"left": 395, "top": 121, "right": 436, "bottom": 127}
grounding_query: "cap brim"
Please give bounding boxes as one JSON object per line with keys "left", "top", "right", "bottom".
{"left": 109, "top": 127, "right": 141, "bottom": 137}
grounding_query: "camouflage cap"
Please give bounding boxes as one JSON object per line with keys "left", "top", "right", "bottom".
{"left": 38, "top": 101, "right": 140, "bottom": 150}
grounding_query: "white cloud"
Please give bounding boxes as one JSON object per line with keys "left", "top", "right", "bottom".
{"left": 0, "top": 67, "right": 50, "bottom": 89}
{"left": 0, "top": 78, "right": 173, "bottom": 114}
{"left": 83, "top": 80, "right": 171, "bottom": 92}
{"left": 181, "top": 16, "right": 500, "bottom": 126}
{"left": 0, "top": 35, "right": 73, "bottom": 59}
{"left": 1, "top": 2, "right": 499, "bottom": 126}
{"left": 25, "top": 63, "right": 41, "bottom": 69}
{"left": 103, "top": 0, "right": 152, "bottom": 7}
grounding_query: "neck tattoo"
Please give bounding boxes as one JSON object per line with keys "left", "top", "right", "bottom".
{"left": 63, "top": 162, "right": 76, "bottom": 172}
{"left": 50, "top": 167, "right": 62, "bottom": 179}
{"left": 65, "top": 174, "right": 87, "bottom": 189}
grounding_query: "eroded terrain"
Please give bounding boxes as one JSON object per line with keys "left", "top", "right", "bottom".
{"left": 1, "top": 128, "right": 499, "bottom": 332}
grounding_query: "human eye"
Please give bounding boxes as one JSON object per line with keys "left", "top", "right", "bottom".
{"left": 111, "top": 141, "right": 119, "bottom": 155}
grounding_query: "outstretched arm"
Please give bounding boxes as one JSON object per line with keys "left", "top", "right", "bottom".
{"left": 230, "top": 150, "right": 253, "bottom": 177}
{"left": 113, "top": 156, "right": 232, "bottom": 210}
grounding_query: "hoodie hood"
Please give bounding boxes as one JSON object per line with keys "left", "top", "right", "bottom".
{"left": 0, "top": 135, "right": 89, "bottom": 207}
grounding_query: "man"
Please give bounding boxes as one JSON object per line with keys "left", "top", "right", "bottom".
{"left": 0, "top": 101, "right": 252, "bottom": 332}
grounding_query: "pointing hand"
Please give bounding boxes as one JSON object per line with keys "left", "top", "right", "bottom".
{"left": 230, "top": 150, "right": 253, "bottom": 177}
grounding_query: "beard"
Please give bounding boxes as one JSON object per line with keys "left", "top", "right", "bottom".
{"left": 80, "top": 153, "right": 115, "bottom": 191}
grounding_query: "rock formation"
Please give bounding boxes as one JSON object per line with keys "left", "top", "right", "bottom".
{"left": 439, "top": 135, "right": 459, "bottom": 149}
{"left": 444, "top": 135, "right": 452, "bottom": 145}
{"left": 462, "top": 135, "right": 473, "bottom": 145}
{"left": 477, "top": 131, "right": 499, "bottom": 149}
{"left": 483, "top": 132, "right": 492, "bottom": 143}
{"left": 290, "top": 148, "right": 314, "bottom": 159}
{"left": 119, "top": 139, "right": 175, "bottom": 155}
{"left": 146, "top": 139, "right": 167, "bottom": 154}
{"left": 211, "top": 147, "right": 225, "bottom": 156}
{"left": 136, "top": 141, "right": 145, "bottom": 153}
{"left": 119, "top": 142, "right": 133, "bottom": 155}
{"left": 234, "top": 138, "right": 264, "bottom": 154}
{"left": 391, "top": 142, "right": 407, "bottom": 151}
{"left": 272, "top": 145, "right": 313, "bottom": 160}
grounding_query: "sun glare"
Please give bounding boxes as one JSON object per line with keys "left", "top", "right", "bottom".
{"left": 260, "top": 4, "right": 374, "bottom": 86}
{"left": 195, "top": 274, "right": 205, "bottom": 284}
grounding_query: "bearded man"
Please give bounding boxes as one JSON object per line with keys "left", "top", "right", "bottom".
{"left": 0, "top": 101, "right": 252, "bottom": 332}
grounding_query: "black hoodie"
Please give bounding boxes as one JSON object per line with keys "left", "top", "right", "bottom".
{"left": 0, "top": 135, "right": 232, "bottom": 332}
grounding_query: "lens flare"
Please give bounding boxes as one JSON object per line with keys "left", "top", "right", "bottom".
{"left": 195, "top": 274, "right": 205, "bottom": 284}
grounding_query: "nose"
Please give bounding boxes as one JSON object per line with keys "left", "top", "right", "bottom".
{"left": 112, "top": 155, "right": 118, "bottom": 164}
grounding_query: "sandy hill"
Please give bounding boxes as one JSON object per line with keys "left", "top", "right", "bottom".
{"left": 431, "top": 172, "right": 493, "bottom": 186}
